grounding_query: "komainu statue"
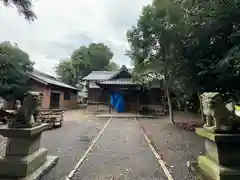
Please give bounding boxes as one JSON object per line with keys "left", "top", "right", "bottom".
{"left": 33, "top": 92, "right": 43, "bottom": 122}
{"left": 15, "top": 100, "right": 21, "bottom": 111}
{"left": 9, "top": 91, "right": 43, "bottom": 128}
{"left": 201, "top": 92, "right": 240, "bottom": 133}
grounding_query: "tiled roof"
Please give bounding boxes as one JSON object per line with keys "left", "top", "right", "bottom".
{"left": 97, "top": 78, "right": 137, "bottom": 85}
{"left": 29, "top": 70, "right": 77, "bottom": 91}
{"left": 83, "top": 71, "right": 118, "bottom": 81}
{"left": 83, "top": 65, "right": 131, "bottom": 81}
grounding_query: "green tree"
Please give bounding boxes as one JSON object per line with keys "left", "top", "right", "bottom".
{"left": 105, "top": 61, "right": 120, "bottom": 71}
{"left": 1, "top": 0, "right": 36, "bottom": 21}
{"left": 71, "top": 43, "right": 113, "bottom": 79}
{"left": 56, "top": 43, "right": 115, "bottom": 85}
{"left": 174, "top": 0, "right": 240, "bottom": 115}
{"left": 55, "top": 59, "right": 77, "bottom": 86}
{"left": 127, "top": 0, "right": 187, "bottom": 123}
{"left": 128, "top": 0, "right": 240, "bottom": 120}
{"left": 0, "top": 41, "right": 34, "bottom": 101}
{"left": 178, "top": 0, "right": 240, "bottom": 93}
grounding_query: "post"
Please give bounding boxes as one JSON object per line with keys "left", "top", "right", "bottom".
{"left": 198, "top": 92, "right": 205, "bottom": 122}
{"left": 136, "top": 91, "right": 140, "bottom": 114}
{"left": 109, "top": 92, "right": 111, "bottom": 114}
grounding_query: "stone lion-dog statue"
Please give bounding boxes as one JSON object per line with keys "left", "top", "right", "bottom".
{"left": 201, "top": 92, "right": 240, "bottom": 133}
{"left": 9, "top": 91, "right": 43, "bottom": 128}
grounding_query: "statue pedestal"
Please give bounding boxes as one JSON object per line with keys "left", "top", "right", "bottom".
{"left": 196, "top": 128, "right": 240, "bottom": 180}
{"left": 0, "top": 124, "right": 58, "bottom": 179}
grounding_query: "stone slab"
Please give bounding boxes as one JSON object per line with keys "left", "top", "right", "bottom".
{"left": 0, "top": 148, "right": 47, "bottom": 177}
{"left": 6, "top": 135, "right": 41, "bottom": 156}
{"left": 186, "top": 161, "right": 209, "bottom": 179}
{"left": 0, "top": 156, "right": 58, "bottom": 180}
{"left": 0, "top": 124, "right": 49, "bottom": 137}
{"left": 196, "top": 128, "right": 240, "bottom": 143}
{"left": 8, "top": 122, "right": 42, "bottom": 129}
{"left": 96, "top": 114, "right": 155, "bottom": 118}
{"left": 198, "top": 155, "right": 240, "bottom": 180}
{"left": 197, "top": 128, "right": 240, "bottom": 166}
{"left": 205, "top": 137, "right": 240, "bottom": 166}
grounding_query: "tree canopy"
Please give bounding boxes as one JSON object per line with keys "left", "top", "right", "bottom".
{"left": 71, "top": 43, "right": 114, "bottom": 78}
{"left": 55, "top": 43, "right": 119, "bottom": 86}
{"left": 105, "top": 61, "right": 120, "bottom": 71}
{"left": 55, "top": 59, "right": 76, "bottom": 86}
{"left": 127, "top": 0, "right": 240, "bottom": 119}
{"left": 1, "top": 0, "right": 36, "bottom": 21}
{"left": 127, "top": 0, "right": 188, "bottom": 122}
{"left": 177, "top": 0, "right": 240, "bottom": 93}
{"left": 128, "top": 0, "right": 240, "bottom": 92}
{"left": 0, "top": 41, "right": 34, "bottom": 101}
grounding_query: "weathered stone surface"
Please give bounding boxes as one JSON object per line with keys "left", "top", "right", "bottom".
{"left": 6, "top": 135, "right": 41, "bottom": 156}
{"left": 205, "top": 138, "right": 240, "bottom": 166}
{"left": 196, "top": 128, "right": 240, "bottom": 142}
{"left": 197, "top": 128, "right": 240, "bottom": 166}
{"left": 11, "top": 91, "right": 43, "bottom": 129}
{"left": 0, "top": 156, "right": 58, "bottom": 180}
{"left": 8, "top": 122, "right": 42, "bottom": 129}
{"left": 198, "top": 155, "right": 240, "bottom": 180}
{"left": 200, "top": 92, "right": 240, "bottom": 133}
{"left": 0, "top": 123, "right": 57, "bottom": 179}
{"left": 0, "top": 124, "right": 49, "bottom": 138}
{"left": 196, "top": 128, "right": 240, "bottom": 180}
{"left": 0, "top": 148, "right": 47, "bottom": 177}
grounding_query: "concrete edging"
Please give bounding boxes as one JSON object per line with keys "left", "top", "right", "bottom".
{"left": 95, "top": 114, "right": 155, "bottom": 119}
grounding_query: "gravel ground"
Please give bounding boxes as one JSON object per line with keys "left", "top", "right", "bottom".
{"left": 72, "top": 118, "right": 167, "bottom": 180}
{"left": 0, "top": 110, "right": 205, "bottom": 180}
{"left": 63, "top": 109, "right": 95, "bottom": 120}
{"left": 40, "top": 117, "right": 108, "bottom": 180}
{"left": 0, "top": 109, "right": 108, "bottom": 180}
{"left": 138, "top": 116, "right": 205, "bottom": 180}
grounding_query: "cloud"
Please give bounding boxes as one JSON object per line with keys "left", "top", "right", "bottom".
{"left": 0, "top": 0, "right": 152, "bottom": 75}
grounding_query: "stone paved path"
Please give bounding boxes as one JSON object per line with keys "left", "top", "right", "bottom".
{"left": 71, "top": 118, "right": 167, "bottom": 180}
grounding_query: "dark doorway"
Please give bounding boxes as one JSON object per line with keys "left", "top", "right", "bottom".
{"left": 50, "top": 92, "right": 60, "bottom": 109}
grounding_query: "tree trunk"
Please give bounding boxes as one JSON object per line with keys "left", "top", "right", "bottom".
{"left": 163, "top": 58, "right": 174, "bottom": 124}
{"left": 166, "top": 87, "right": 174, "bottom": 124}
{"left": 198, "top": 92, "right": 205, "bottom": 122}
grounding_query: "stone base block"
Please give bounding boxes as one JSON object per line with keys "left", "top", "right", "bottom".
{"left": 0, "top": 124, "right": 49, "bottom": 138}
{"left": 0, "top": 156, "right": 58, "bottom": 180}
{"left": 198, "top": 155, "right": 240, "bottom": 180}
{"left": 0, "top": 148, "right": 47, "bottom": 177}
{"left": 196, "top": 128, "right": 240, "bottom": 166}
{"left": 6, "top": 135, "right": 41, "bottom": 156}
{"left": 186, "top": 161, "right": 209, "bottom": 179}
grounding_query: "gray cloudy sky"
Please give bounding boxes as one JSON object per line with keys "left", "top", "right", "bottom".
{"left": 0, "top": 0, "right": 152, "bottom": 75}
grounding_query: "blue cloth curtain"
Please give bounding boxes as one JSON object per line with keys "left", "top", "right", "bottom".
{"left": 110, "top": 92, "right": 125, "bottom": 112}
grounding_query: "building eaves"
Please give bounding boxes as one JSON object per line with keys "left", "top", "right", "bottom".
{"left": 29, "top": 71, "right": 77, "bottom": 91}
{"left": 83, "top": 71, "right": 118, "bottom": 81}
{"left": 96, "top": 78, "right": 136, "bottom": 85}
